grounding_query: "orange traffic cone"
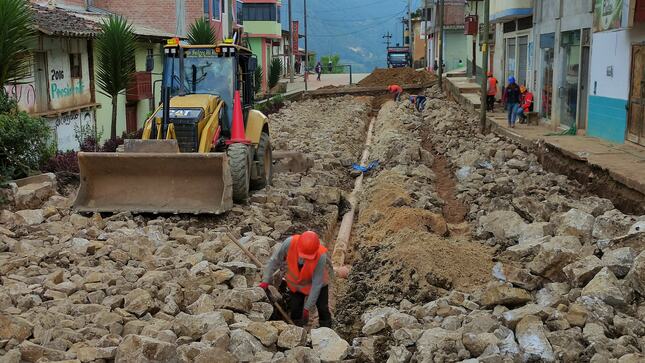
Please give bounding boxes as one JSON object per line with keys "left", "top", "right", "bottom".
{"left": 226, "top": 90, "right": 250, "bottom": 145}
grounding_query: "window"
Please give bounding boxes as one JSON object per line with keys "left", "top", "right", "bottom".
{"left": 236, "top": 0, "right": 243, "bottom": 24}
{"left": 69, "top": 53, "right": 82, "bottom": 78}
{"left": 203, "top": 0, "right": 209, "bottom": 18}
{"left": 242, "top": 3, "right": 277, "bottom": 22}
{"left": 212, "top": 0, "right": 220, "bottom": 20}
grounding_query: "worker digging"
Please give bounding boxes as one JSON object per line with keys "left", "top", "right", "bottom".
{"left": 260, "top": 231, "right": 332, "bottom": 328}
{"left": 1, "top": 2, "right": 645, "bottom": 359}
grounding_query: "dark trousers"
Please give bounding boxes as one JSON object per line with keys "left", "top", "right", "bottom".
{"left": 487, "top": 95, "right": 495, "bottom": 111}
{"left": 394, "top": 92, "right": 401, "bottom": 102}
{"left": 316, "top": 72, "right": 321, "bottom": 81}
{"left": 289, "top": 285, "right": 331, "bottom": 328}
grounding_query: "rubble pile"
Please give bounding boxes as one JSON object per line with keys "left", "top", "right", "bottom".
{"left": 357, "top": 68, "right": 436, "bottom": 87}
{"left": 341, "top": 87, "right": 645, "bottom": 362}
{"left": 0, "top": 96, "right": 372, "bottom": 362}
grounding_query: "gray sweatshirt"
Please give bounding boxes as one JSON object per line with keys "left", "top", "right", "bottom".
{"left": 262, "top": 236, "right": 328, "bottom": 310}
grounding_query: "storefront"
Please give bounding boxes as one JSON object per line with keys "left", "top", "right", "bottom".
{"left": 501, "top": 17, "right": 533, "bottom": 88}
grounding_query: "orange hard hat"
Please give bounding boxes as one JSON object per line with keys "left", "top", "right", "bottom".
{"left": 298, "top": 231, "right": 320, "bottom": 260}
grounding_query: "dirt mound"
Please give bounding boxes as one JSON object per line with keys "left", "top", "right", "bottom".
{"left": 358, "top": 68, "right": 436, "bottom": 87}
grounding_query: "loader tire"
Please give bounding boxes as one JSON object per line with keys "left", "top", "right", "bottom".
{"left": 228, "top": 143, "right": 250, "bottom": 203}
{"left": 251, "top": 132, "right": 273, "bottom": 190}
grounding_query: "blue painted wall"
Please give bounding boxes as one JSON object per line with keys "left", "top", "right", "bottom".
{"left": 587, "top": 95, "right": 627, "bottom": 144}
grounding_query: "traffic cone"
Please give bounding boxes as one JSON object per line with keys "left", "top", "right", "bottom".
{"left": 226, "top": 90, "right": 250, "bottom": 145}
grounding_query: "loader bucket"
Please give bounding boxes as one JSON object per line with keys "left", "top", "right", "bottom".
{"left": 74, "top": 152, "right": 233, "bottom": 214}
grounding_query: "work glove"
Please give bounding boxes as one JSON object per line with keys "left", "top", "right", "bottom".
{"left": 259, "top": 282, "right": 270, "bottom": 290}
{"left": 303, "top": 309, "right": 310, "bottom": 321}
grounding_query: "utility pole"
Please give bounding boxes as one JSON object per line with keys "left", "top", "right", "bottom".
{"left": 383, "top": 32, "right": 392, "bottom": 48}
{"left": 423, "top": 0, "right": 428, "bottom": 69}
{"left": 479, "top": 0, "right": 490, "bottom": 133}
{"left": 304, "top": 0, "right": 308, "bottom": 92}
{"left": 288, "top": 0, "right": 294, "bottom": 83}
{"left": 438, "top": 0, "right": 444, "bottom": 90}
{"left": 408, "top": 0, "right": 413, "bottom": 66}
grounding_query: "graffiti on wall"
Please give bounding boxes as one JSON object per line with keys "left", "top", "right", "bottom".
{"left": 46, "top": 109, "right": 95, "bottom": 151}
{"left": 47, "top": 49, "right": 91, "bottom": 110}
{"left": 3, "top": 83, "right": 37, "bottom": 113}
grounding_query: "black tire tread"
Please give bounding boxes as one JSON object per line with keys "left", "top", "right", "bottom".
{"left": 251, "top": 132, "right": 272, "bottom": 189}
{"left": 228, "top": 143, "right": 250, "bottom": 202}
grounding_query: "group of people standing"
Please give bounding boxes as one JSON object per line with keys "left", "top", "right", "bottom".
{"left": 486, "top": 73, "right": 534, "bottom": 128}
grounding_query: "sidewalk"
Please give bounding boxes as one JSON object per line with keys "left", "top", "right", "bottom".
{"left": 284, "top": 73, "right": 369, "bottom": 93}
{"left": 444, "top": 74, "right": 645, "bottom": 213}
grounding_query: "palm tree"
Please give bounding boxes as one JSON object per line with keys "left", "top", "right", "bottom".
{"left": 0, "top": 0, "right": 36, "bottom": 87}
{"left": 187, "top": 18, "right": 216, "bottom": 45}
{"left": 96, "top": 16, "right": 136, "bottom": 140}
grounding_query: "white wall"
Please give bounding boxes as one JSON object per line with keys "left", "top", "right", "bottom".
{"left": 590, "top": 23, "right": 645, "bottom": 100}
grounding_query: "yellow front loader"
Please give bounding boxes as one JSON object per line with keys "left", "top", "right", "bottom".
{"left": 74, "top": 41, "right": 272, "bottom": 214}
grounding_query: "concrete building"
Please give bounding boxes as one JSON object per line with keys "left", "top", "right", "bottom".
{"left": 530, "top": 0, "right": 593, "bottom": 132}
{"left": 9, "top": 3, "right": 101, "bottom": 151}
{"left": 240, "top": 0, "right": 282, "bottom": 92}
{"left": 425, "top": 0, "right": 467, "bottom": 72}
{"left": 588, "top": 0, "right": 645, "bottom": 145}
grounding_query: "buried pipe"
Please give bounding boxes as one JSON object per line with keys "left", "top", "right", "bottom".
{"left": 332, "top": 114, "right": 377, "bottom": 277}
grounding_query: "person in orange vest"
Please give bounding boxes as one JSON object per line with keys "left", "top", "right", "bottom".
{"left": 516, "top": 85, "right": 534, "bottom": 124}
{"left": 387, "top": 84, "right": 403, "bottom": 102}
{"left": 486, "top": 72, "right": 498, "bottom": 112}
{"left": 260, "top": 231, "right": 332, "bottom": 327}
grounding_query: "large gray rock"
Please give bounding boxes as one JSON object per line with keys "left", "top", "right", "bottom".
{"left": 115, "top": 334, "right": 178, "bottom": 363}
{"left": 15, "top": 209, "right": 44, "bottom": 226}
{"left": 362, "top": 316, "right": 387, "bottom": 335}
{"left": 515, "top": 315, "right": 555, "bottom": 362}
{"left": 502, "top": 304, "right": 549, "bottom": 328}
{"left": 245, "top": 321, "right": 278, "bottom": 346}
{"left": 479, "top": 281, "right": 532, "bottom": 307}
{"left": 462, "top": 332, "right": 500, "bottom": 357}
{"left": 415, "top": 327, "right": 462, "bottom": 358}
{"left": 602, "top": 247, "right": 636, "bottom": 278}
{"left": 0, "top": 314, "right": 33, "bottom": 342}
{"left": 592, "top": 209, "right": 640, "bottom": 240}
{"left": 229, "top": 329, "right": 266, "bottom": 362}
{"left": 213, "top": 289, "right": 252, "bottom": 313}
{"left": 626, "top": 250, "right": 645, "bottom": 296}
{"left": 386, "top": 312, "right": 419, "bottom": 330}
{"left": 563, "top": 255, "right": 603, "bottom": 287}
{"left": 386, "top": 345, "right": 412, "bottom": 363}
{"left": 478, "top": 211, "right": 527, "bottom": 240}
{"left": 581, "top": 267, "right": 626, "bottom": 307}
{"left": 528, "top": 236, "right": 582, "bottom": 282}
{"left": 124, "top": 288, "right": 156, "bottom": 316}
{"left": 277, "top": 325, "right": 306, "bottom": 349}
{"left": 173, "top": 311, "right": 228, "bottom": 339}
{"left": 310, "top": 327, "right": 350, "bottom": 361}
{"left": 551, "top": 209, "right": 595, "bottom": 243}
{"left": 492, "top": 262, "right": 542, "bottom": 290}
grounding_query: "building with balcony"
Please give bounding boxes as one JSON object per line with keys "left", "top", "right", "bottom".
{"left": 240, "top": 0, "right": 282, "bottom": 92}
{"left": 422, "top": 0, "right": 467, "bottom": 72}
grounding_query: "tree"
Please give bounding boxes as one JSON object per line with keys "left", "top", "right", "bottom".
{"left": 320, "top": 54, "right": 343, "bottom": 74}
{"left": 96, "top": 16, "right": 136, "bottom": 140}
{"left": 0, "top": 0, "right": 36, "bottom": 87}
{"left": 254, "top": 66, "right": 263, "bottom": 94}
{"left": 268, "top": 58, "right": 283, "bottom": 90}
{"left": 187, "top": 18, "right": 216, "bottom": 45}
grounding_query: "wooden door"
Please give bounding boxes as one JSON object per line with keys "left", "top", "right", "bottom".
{"left": 125, "top": 103, "right": 137, "bottom": 133}
{"left": 627, "top": 45, "right": 645, "bottom": 146}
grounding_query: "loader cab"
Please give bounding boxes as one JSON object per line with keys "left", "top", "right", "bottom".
{"left": 161, "top": 42, "right": 256, "bottom": 130}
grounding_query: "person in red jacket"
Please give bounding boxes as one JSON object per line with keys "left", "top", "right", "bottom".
{"left": 260, "top": 231, "right": 331, "bottom": 328}
{"left": 387, "top": 84, "right": 403, "bottom": 102}
{"left": 486, "top": 72, "right": 498, "bottom": 111}
{"left": 516, "top": 85, "right": 534, "bottom": 124}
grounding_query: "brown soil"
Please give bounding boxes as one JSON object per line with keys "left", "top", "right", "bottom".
{"left": 432, "top": 155, "right": 468, "bottom": 224}
{"left": 357, "top": 68, "right": 436, "bottom": 87}
{"left": 383, "top": 229, "right": 494, "bottom": 292}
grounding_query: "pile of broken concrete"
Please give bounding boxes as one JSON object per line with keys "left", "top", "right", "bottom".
{"left": 349, "top": 89, "right": 645, "bottom": 362}
{"left": 0, "top": 97, "right": 375, "bottom": 363}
